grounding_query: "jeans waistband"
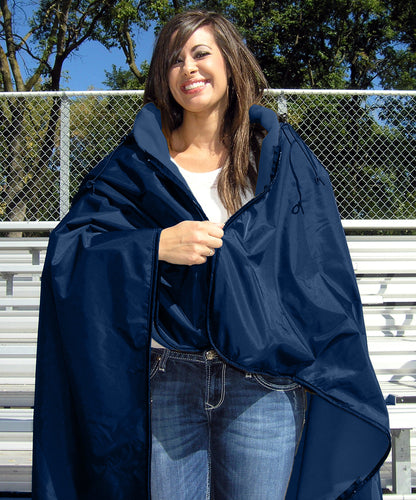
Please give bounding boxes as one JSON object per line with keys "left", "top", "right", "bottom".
{"left": 151, "top": 347, "right": 221, "bottom": 365}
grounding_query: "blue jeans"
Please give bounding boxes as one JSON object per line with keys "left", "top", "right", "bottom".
{"left": 150, "top": 348, "right": 306, "bottom": 500}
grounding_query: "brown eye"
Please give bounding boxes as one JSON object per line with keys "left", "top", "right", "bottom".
{"left": 195, "top": 51, "right": 210, "bottom": 58}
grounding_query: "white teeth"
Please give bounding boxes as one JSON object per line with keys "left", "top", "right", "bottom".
{"left": 184, "top": 81, "right": 206, "bottom": 91}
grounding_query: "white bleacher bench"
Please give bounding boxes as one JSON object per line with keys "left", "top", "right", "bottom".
{"left": 346, "top": 228, "right": 416, "bottom": 496}
{"left": 0, "top": 238, "right": 49, "bottom": 264}
{"left": 0, "top": 226, "right": 51, "bottom": 494}
{"left": 0, "top": 221, "right": 416, "bottom": 496}
{"left": 0, "top": 298, "right": 40, "bottom": 308}
{"left": 0, "top": 264, "right": 43, "bottom": 298}
{"left": 0, "top": 408, "right": 33, "bottom": 494}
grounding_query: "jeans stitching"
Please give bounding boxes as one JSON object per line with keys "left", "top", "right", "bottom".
{"left": 158, "top": 348, "right": 169, "bottom": 371}
{"left": 205, "top": 362, "right": 213, "bottom": 410}
{"left": 170, "top": 352, "right": 206, "bottom": 362}
{"left": 149, "top": 353, "right": 161, "bottom": 380}
{"left": 294, "top": 387, "right": 307, "bottom": 455}
{"left": 206, "top": 414, "right": 212, "bottom": 500}
{"left": 208, "top": 363, "right": 226, "bottom": 410}
{"left": 153, "top": 349, "right": 223, "bottom": 365}
{"left": 206, "top": 362, "right": 213, "bottom": 500}
{"left": 205, "top": 362, "right": 227, "bottom": 411}
{"left": 253, "top": 373, "right": 300, "bottom": 392}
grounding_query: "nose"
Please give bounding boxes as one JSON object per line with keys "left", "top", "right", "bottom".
{"left": 183, "top": 56, "right": 197, "bottom": 76}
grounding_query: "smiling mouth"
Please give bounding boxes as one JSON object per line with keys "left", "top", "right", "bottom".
{"left": 181, "top": 80, "right": 208, "bottom": 92}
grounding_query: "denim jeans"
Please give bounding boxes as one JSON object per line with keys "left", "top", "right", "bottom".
{"left": 150, "top": 348, "right": 306, "bottom": 500}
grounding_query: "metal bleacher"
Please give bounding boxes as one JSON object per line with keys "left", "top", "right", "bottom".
{"left": 0, "top": 220, "right": 415, "bottom": 497}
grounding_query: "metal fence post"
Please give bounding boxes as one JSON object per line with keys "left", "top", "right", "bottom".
{"left": 60, "top": 95, "right": 71, "bottom": 219}
{"left": 277, "top": 91, "right": 288, "bottom": 121}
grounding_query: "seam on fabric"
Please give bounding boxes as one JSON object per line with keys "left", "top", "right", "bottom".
{"left": 149, "top": 353, "right": 161, "bottom": 379}
{"left": 205, "top": 360, "right": 213, "bottom": 500}
{"left": 282, "top": 125, "right": 326, "bottom": 185}
{"left": 146, "top": 229, "right": 161, "bottom": 339}
{"left": 205, "top": 362, "right": 213, "bottom": 410}
{"left": 205, "top": 361, "right": 227, "bottom": 411}
{"left": 207, "top": 413, "right": 212, "bottom": 500}
{"left": 167, "top": 351, "right": 223, "bottom": 364}
{"left": 253, "top": 373, "right": 300, "bottom": 392}
{"left": 294, "top": 388, "right": 307, "bottom": 455}
{"left": 73, "top": 139, "right": 128, "bottom": 204}
{"left": 158, "top": 348, "right": 169, "bottom": 372}
{"left": 287, "top": 141, "right": 305, "bottom": 215}
{"left": 206, "top": 363, "right": 226, "bottom": 411}
{"left": 147, "top": 228, "right": 161, "bottom": 500}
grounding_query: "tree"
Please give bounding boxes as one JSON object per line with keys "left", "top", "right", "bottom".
{"left": 0, "top": 0, "right": 118, "bottom": 224}
{"left": 102, "top": 0, "right": 415, "bottom": 91}
{"left": 0, "top": 0, "right": 119, "bottom": 92}
{"left": 103, "top": 61, "right": 149, "bottom": 90}
{"left": 218, "top": 0, "right": 415, "bottom": 90}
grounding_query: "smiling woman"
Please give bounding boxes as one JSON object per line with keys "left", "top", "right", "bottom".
{"left": 145, "top": 11, "right": 267, "bottom": 214}
{"left": 142, "top": 11, "right": 306, "bottom": 500}
{"left": 166, "top": 26, "right": 230, "bottom": 173}
{"left": 167, "top": 26, "right": 229, "bottom": 118}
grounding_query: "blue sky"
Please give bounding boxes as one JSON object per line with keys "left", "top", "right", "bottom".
{"left": 2, "top": 3, "right": 156, "bottom": 91}
{"left": 59, "top": 30, "right": 156, "bottom": 91}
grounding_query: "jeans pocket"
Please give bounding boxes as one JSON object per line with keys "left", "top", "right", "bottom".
{"left": 150, "top": 351, "right": 163, "bottom": 380}
{"left": 252, "top": 373, "right": 300, "bottom": 392}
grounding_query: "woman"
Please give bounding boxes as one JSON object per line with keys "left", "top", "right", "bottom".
{"left": 145, "top": 11, "right": 306, "bottom": 500}
{"left": 33, "top": 10, "right": 390, "bottom": 500}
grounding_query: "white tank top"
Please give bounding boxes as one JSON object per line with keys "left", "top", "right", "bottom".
{"left": 175, "top": 163, "right": 228, "bottom": 223}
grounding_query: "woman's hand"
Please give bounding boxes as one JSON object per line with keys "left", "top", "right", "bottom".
{"left": 159, "top": 221, "right": 224, "bottom": 266}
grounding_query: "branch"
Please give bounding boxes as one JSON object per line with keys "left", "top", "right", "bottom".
{"left": 62, "top": 0, "right": 117, "bottom": 59}
{"left": 307, "top": 60, "right": 315, "bottom": 87}
{"left": 0, "top": 44, "right": 14, "bottom": 91}
{"left": 120, "top": 30, "right": 142, "bottom": 79}
{"left": 55, "top": 0, "right": 72, "bottom": 58}
{"left": 24, "top": 13, "right": 59, "bottom": 90}
{"left": 1, "top": 0, "right": 25, "bottom": 90}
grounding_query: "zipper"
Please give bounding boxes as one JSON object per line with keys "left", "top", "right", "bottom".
{"left": 223, "top": 147, "right": 282, "bottom": 230}
{"left": 145, "top": 143, "right": 282, "bottom": 231}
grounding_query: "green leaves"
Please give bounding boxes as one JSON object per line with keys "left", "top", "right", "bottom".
{"left": 3, "top": 0, "right": 413, "bottom": 92}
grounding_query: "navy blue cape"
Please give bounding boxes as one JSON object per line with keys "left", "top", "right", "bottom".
{"left": 33, "top": 103, "right": 390, "bottom": 499}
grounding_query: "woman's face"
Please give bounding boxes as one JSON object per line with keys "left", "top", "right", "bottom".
{"left": 168, "top": 26, "right": 229, "bottom": 118}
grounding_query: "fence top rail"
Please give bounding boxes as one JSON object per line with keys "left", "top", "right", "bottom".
{"left": 1, "top": 89, "right": 416, "bottom": 98}
{"left": 0, "top": 220, "right": 415, "bottom": 233}
{"left": 342, "top": 220, "right": 416, "bottom": 230}
{"left": 0, "top": 222, "right": 58, "bottom": 231}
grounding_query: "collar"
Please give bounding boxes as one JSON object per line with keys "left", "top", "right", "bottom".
{"left": 133, "top": 103, "right": 281, "bottom": 194}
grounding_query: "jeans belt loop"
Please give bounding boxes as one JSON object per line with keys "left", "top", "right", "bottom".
{"left": 158, "top": 349, "right": 170, "bottom": 372}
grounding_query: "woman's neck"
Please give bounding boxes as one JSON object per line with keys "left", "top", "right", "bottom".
{"left": 169, "top": 111, "right": 228, "bottom": 172}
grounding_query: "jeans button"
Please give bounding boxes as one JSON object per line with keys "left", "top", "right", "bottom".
{"left": 205, "top": 350, "right": 217, "bottom": 360}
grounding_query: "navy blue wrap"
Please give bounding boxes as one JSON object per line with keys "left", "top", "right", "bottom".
{"left": 33, "top": 103, "right": 390, "bottom": 499}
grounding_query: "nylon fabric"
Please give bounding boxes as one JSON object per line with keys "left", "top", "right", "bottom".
{"left": 33, "top": 103, "right": 390, "bottom": 499}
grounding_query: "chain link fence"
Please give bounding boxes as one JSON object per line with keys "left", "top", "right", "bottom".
{"left": 0, "top": 89, "right": 415, "bottom": 223}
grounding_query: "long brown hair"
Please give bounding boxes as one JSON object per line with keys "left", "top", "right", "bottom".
{"left": 144, "top": 11, "right": 268, "bottom": 215}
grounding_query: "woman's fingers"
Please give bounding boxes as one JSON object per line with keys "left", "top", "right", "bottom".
{"left": 184, "top": 221, "right": 223, "bottom": 245}
{"left": 159, "top": 220, "right": 225, "bottom": 265}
